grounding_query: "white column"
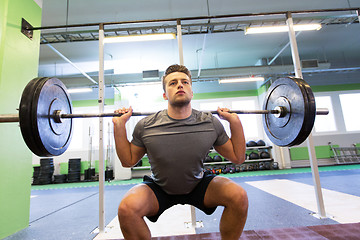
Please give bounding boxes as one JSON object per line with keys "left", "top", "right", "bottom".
{"left": 286, "top": 12, "right": 326, "bottom": 218}
{"left": 98, "top": 23, "right": 106, "bottom": 232}
{"left": 177, "top": 19, "right": 184, "bottom": 65}
{"left": 177, "top": 18, "right": 197, "bottom": 227}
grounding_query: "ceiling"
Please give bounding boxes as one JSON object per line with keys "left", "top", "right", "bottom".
{"left": 36, "top": 0, "right": 360, "bottom": 100}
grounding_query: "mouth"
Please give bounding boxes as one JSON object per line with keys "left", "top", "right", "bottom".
{"left": 176, "top": 90, "right": 185, "bottom": 94}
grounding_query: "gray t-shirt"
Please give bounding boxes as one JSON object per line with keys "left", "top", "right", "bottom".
{"left": 131, "top": 109, "right": 229, "bottom": 195}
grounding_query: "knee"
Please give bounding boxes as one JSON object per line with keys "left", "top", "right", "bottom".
{"left": 118, "top": 198, "right": 140, "bottom": 221}
{"left": 228, "top": 187, "right": 248, "bottom": 212}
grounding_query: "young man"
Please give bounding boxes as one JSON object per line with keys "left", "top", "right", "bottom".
{"left": 112, "top": 64, "right": 248, "bottom": 239}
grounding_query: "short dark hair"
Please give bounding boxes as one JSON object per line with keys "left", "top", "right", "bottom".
{"left": 162, "top": 64, "right": 192, "bottom": 91}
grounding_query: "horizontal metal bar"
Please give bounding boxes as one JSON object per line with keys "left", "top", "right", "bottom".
{"left": 31, "top": 8, "right": 359, "bottom": 30}
{"left": 60, "top": 109, "right": 280, "bottom": 119}
{"left": 0, "top": 108, "right": 329, "bottom": 123}
{"left": 0, "top": 114, "right": 19, "bottom": 123}
{"left": 315, "top": 108, "right": 329, "bottom": 115}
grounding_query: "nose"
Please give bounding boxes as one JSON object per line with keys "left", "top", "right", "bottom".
{"left": 177, "top": 81, "right": 184, "bottom": 89}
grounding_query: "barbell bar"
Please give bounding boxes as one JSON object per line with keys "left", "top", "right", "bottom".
{"left": 0, "top": 107, "right": 329, "bottom": 123}
{"left": 0, "top": 76, "right": 328, "bottom": 157}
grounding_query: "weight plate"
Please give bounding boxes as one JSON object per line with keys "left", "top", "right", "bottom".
{"left": 19, "top": 77, "right": 47, "bottom": 156}
{"left": 292, "top": 78, "right": 316, "bottom": 146}
{"left": 262, "top": 77, "right": 315, "bottom": 147}
{"left": 19, "top": 77, "right": 73, "bottom": 156}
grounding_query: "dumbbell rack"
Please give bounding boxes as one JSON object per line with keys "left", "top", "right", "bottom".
{"left": 204, "top": 146, "right": 273, "bottom": 166}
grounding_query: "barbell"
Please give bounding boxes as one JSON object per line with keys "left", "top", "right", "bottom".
{"left": 0, "top": 76, "right": 328, "bottom": 157}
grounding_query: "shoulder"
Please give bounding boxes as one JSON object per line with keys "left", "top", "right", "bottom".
{"left": 142, "top": 110, "right": 167, "bottom": 126}
{"left": 192, "top": 109, "right": 214, "bottom": 122}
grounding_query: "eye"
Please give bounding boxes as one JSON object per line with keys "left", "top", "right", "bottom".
{"left": 169, "top": 82, "right": 176, "bottom": 86}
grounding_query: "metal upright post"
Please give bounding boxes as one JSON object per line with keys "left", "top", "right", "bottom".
{"left": 177, "top": 18, "right": 197, "bottom": 228}
{"left": 98, "top": 23, "right": 106, "bottom": 232}
{"left": 177, "top": 19, "right": 184, "bottom": 65}
{"left": 286, "top": 12, "right": 327, "bottom": 218}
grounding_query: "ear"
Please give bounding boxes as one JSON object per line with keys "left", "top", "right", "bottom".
{"left": 163, "top": 92, "right": 168, "bottom": 100}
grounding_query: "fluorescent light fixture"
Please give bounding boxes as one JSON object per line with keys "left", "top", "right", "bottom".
{"left": 245, "top": 23, "right": 322, "bottom": 34}
{"left": 68, "top": 88, "right": 93, "bottom": 94}
{"left": 104, "top": 33, "right": 176, "bottom": 43}
{"left": 219, "top": 77, "right": 264, "bottom": 84}
{"left": 117, "top": 81, "right": 162, "bottom": 87}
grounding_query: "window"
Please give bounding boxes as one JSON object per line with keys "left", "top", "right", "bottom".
{"left": 339, "top": 93, "right": 360, "bottom": 131}
{"left": 67, "top": 112, "right": 83, "bottom": 150}
{"left": 231, "top": 100, "right": 260, "bottom": 139}
{"left": 199, "top": 101, "right": 231, "bottom": 135}
{"left": 68, "top": 106, "right": 115, "bottom": 150}
{"left": 314, "top": 96, "right": 337, "bottom": 132}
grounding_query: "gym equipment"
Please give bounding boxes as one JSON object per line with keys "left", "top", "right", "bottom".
{"left": 249, "top": 152, "right": 260, "bottom": 160}
{"left": 0, "top": 76, "right": 328, "bottom": 157}
{"left": 37, "top": 158, "right": 54, "bottom": 185}
{"left": 272, "top": 162, "right": 279, "bottom": 170}
{"left": 246, "top": 140, "right": 257, "bottom": 147}
{"left": 247, "top": 164, "right": 254, "bottom": 171}
{"left": 256, "top": 139, "right": 266, "bottom": 146}
{"left": 240, "top": 165, "right": 247, "bottom": 172}
{"left": 259, "top": 151, "right": 271, "bottom": 159}
{"left": 204, "top": 156, "right": 213, "bottom": 162}
{"left": 263, "top": 77, "right": 316, "bottom": 147}
{"left": 213, "top": 155, "right": 223, "bottom": 162}
{"left": 265, "top": 162, "right": 271, "bottom": 170}
{"left": 68, "top": 158, "right": 81, "bottom": 183}
{"left": 259, "top": 162, "right": 266, "bottom": 170}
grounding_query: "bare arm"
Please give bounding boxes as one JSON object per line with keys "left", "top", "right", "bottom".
{"left": 112, "top": 107, "right": 146, "bottom": 167}
{"left": 214, "top": 107, "right": 246, "bottom": 164}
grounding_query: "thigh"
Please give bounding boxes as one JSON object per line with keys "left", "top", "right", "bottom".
{"left": 120, "top": 183, "right": 159, "bottom": 218}
{"left": 203, "top": 176, "right": 247, "bottom": 208}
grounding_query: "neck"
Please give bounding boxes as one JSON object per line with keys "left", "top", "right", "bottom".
{"left": 167, "top": 103, "right": 192, "bottom": 119}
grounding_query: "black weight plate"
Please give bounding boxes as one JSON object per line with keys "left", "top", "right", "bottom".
{"left": 20, "top": 78, "right": 48, "bottom": 156}
{"left": 19, "top": 77, "right": 73, "bottom": 156}
{"left": 291, "top": 78, "right": 316, "bottom": 146}
{"left": 262, "top": 77, "right": 314, "bottom": 147}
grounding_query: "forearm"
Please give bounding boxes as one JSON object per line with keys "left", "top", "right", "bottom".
{"left": 113, "top": 122, "right": 136, "bottom": 167}
{"left": 228, "top": 117, "right": 246, "bottom": 164}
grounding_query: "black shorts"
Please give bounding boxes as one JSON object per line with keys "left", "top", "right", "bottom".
{"left": 142, "top": 172, "right": 217, "bottom": 222}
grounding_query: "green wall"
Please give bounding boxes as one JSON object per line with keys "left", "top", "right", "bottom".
{"left": 289, "top": 145, "right": 339, "bottom": 160}
{"left": 0, "top": 0, "right": 41, "bottom": 238}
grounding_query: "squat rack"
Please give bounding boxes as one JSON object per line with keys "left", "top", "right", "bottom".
{"left": 23, "top": 7, "right": 359, "bottom": 234}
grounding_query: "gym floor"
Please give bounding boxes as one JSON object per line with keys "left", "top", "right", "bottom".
{"left": 4, "top": 164, "right": 360, "bottom": 240}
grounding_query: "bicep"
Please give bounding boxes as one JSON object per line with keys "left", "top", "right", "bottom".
{"left": 130, "top": 143, "right": 146, "bottom": 165}
{"left": 213, "top": 139, "right": 234, "bottom": 160}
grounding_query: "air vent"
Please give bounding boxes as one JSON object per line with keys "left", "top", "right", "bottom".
{"left": 143, "top": 70, "right": 159, "bottom": 79}
{"left": 301, "top": 60, "right": 319, "bottom": 68}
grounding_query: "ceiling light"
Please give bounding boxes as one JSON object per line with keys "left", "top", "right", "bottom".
{"left": 245, "top": 23, "right": 322, "bottom": 34}
{"left": 104, "top": 33, "right": 176, "bottom": 43}
{"left": 219, "top": 77, "right": 264, "bottom": 84}
{"left": 117, "top": 81, "right": 162, "bottom": 87}
{"left": 68, "top": 88, "right": 93, "bottom": 94}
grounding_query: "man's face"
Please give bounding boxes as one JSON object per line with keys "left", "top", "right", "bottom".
{"left": 163, "top": 72, "right": 193, "bottom": 107}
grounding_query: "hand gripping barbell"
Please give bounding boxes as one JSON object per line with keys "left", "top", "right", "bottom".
{"left": 0, "top": 77, "right": 328, "bottom": 157}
